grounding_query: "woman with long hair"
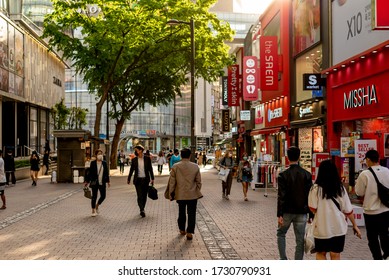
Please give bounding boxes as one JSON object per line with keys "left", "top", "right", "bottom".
{"left": 156, "top": 151, "right": 166, "bottom": 175}
{"left": 308, "top": 159, "right": 361, "bottom": 260}
{"left": 30, "top": 151, "right": 40, "bottom": 186}
{"left": 237, "top": 153, "right": 252, "bottom": 201}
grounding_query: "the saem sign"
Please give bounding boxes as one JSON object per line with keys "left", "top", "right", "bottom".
{"left": 260, "top": 36, "right": 278, "bottom": 91}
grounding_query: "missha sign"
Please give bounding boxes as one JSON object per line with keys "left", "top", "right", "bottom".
{"left": 344, "top": 84, "right": 377, "bottom": 109}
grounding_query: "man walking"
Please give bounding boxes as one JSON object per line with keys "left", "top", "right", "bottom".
{"left": 127, "top": 145, "right": 154, "bottom": 218}
{"left": 166, "top": 148, "right": 202, "bottom": 240}
{"left": 355, "top": 149, "right": 389, "bottom": 260}
{"left": 277, "top": 146, "right": 312, "bottom": 260}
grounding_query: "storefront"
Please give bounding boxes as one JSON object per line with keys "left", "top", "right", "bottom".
{"left": 326, "top": 40, "right": 389, "bottom": 186}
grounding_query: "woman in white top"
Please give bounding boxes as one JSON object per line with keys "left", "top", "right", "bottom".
{"left": 156, "top": 151, "right": 166, "bottom": 175}
{"left": 308, "top": 160, "right": 361, "bottom": 260}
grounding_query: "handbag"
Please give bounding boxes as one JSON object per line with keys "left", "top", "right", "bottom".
{"left": 218, "top": 168, "right": 230, "bottom": 182}
{"left": 148, "top": 184, "right": 158, "bottom": 200}
{"left": 304, "top": 220, "right": 316, "bottom": 254}
{"left": 83, "top": 186, "right": 92, "bottom": 199}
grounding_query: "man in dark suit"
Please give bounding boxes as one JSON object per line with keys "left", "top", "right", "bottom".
{"left": 127, "top": 145, "right": 154, "bottom": 217}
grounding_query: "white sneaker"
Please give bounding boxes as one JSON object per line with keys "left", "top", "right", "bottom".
{"left": 91, "top": 212, "right": 97, "bottom": 217}
{"left": 225, "top": 195, "right": 229, "bottom": 200}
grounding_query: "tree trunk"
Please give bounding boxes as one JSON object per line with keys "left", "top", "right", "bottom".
{"left": 110, "top": 116, "right": 126, "bottom": 169}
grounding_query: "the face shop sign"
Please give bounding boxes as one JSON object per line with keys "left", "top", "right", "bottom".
{"left": 268, "top": 108, "right": 283, "bottom": 122}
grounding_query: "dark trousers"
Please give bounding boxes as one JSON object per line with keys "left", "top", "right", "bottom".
{"left": 135, "top": 178, "right": 150, "bottom": 212}
{"left": 157, "top": 165, "right": 163, "bottom": 173}
{"left": 119, "top": 163, "right": 124, "bottom": 173}
{"left": 364, "top": 211, "right": 389, "bottom": 260}
{"left": 177, "top": 199, "right": 198, "bottom": 234}
{"left": 222, "top": 171, "right": 233, "bottom": 195}
{"left": 5, "top": 171, "right": 16, "bottom": 185}
{"left": 91, "top": 184, "right": 106, "bottom": 209}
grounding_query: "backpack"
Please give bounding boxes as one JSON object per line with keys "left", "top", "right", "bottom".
{"left": 368, "top": 167, "right": 389, "bottom": 208}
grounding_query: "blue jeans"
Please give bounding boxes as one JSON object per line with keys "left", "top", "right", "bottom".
{"left": 277, "top": 213, "right": 307, "bottom": 260}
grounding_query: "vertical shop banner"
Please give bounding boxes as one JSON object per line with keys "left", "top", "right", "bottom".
{"left": 221, "top": 76, "right": 228, "bottom": 106}
{"left": 243, "top": 56, "right": 258, "bottom": 101}
{"left": 221, "top": 109, "right": 230, "bottom": 132}
{"left": 355, "top": 139, "right": 377, "bottom": 171}
{"left": 260, "top": 36, "right": 278, "bottom": 91}
{"left": 228, "top": 64, "right": 239, "bottom": 107}
{"left": 372, "top": 0, "right": 389, "bottom": 30}
{"left": 312, "top": 153, "right": 330, "bottom": 182}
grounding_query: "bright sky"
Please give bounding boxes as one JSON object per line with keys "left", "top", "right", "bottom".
{"left": 235, "top": 0, "right": 274, "bottom": 14}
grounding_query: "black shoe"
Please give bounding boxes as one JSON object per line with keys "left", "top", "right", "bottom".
{"left": 140, "top": 211, "right": 146, "bottom": 218}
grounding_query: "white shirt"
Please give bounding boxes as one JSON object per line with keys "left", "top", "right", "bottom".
{"left": 96, "top": 161, "right": 104, "bottom": 185}
{"left": 308, "top": 184, "right": 353, "bottom": 239}
{"left": 137, "top": 157, "right": 146, "bottom": 178}
{"left": 355, "top": 165, "right": 389, "bottom": 215}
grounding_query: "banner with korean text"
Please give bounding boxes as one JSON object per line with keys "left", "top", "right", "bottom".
{"left": 243, "top": 56, "right": 258, "bottom": 101}
{"left": 228, "top": 64, "right": 239, "bottom": 107}
{"left": 260, "top": 36, "right": 278, "bottom": 91}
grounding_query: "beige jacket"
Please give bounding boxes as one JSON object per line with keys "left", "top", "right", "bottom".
{"left": 167, "top": 159, "right": 202, "bottom": 200}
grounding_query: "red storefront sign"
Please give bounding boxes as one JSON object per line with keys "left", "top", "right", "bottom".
{"left": 265, "top": 101, "right": 288, "bottom": 127}
{"left": 372, "top": 0, "right": 389, "bottom": 30}
{"left": 228, "top": 64, "right": 239, "bottom": 107}
{"left": 260, "top": 36, "right": 278, "bottom": 91}
{"left": 330, "top": 71, "right": 389, "bottom": 121}
{"left": 243, "top": 56, "right": 258, "bottom": 101}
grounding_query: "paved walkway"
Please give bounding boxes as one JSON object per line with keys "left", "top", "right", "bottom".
{"left": 0, "top": 164, "right": 372, "bottom": 260}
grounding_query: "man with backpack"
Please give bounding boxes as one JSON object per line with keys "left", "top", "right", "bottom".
{"left": 355, "top": 149, "right": 389, "bottom": 260}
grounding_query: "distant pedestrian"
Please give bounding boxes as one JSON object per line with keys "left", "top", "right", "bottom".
{"left": 170, "top": 148, "right": 181, "bottom": 169}
{"left": 308, "top": 160, "right": 361, "bottom": 260}
{"left": 197, "top": 152, "right": 203, "bottom": 166}
{"left": 84, "top": 149, "right": 110, "bottom": 217}
{"left": 203, "top": 152, "right": 207, "bottom": 168}
{"left": 30, "top": 151, "right": 40, "bottom": 186}
{"left": 237, "top": 153, "right": 252, "bottom": 201}
{"left": 118, "top": 150, "right": 125, "bottom": 175}
{"left": 166, "top": 148, "right": 202, "bottom": 240}
{"left": 277, "top": 146, "right": 312, "bottom": 260}
{"left": 0, "top": 150, "right": 6, "bottom": 210}
{"left": 43, "top": 150, "right": 50, "bottom": 175}
{"left": 156, "top": 151, "right": 166, "bottom": 175}
{"left": 127, "top": 145, "right": 154, "bottom": 218}
{"left": 166, "top": 150, "right": 173, "bottom": 171}
{"left": 355, "top": 149, "right": 389, "bottom": 260}
{"left": 4, "top": 150, "right": 16, "bottom": 185}
{"left": 218, "top": 151, "right": 234, "bottom": 200}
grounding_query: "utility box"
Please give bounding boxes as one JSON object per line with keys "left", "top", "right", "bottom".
{"left": 53, "top": 130, "right": 92, "bottom": 183}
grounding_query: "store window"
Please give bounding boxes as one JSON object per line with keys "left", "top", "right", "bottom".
{"left": 30, "top": 107, "right": 38, "bottom": 151}
{"left": 295, "top": 44, "right": 323, "bottom": 102}
{"left": 40, "top": 110, "right": 47, "bottom": 153}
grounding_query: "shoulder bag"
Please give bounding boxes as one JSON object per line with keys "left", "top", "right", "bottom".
{"left": 368, "top": 167, "right": 389, "bottom": 208}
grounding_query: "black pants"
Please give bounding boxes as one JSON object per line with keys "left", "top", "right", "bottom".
{"left": 157, "top": 165, "right": 163, "bottom": 173}
{"left": 364, "top": 211, "right": 389, "bottom": 260}
{"left": 5, "top": 171, "right": 16, "bottom": 185}
{"left": 222, "top": 170, "right": 233, "bottom": 195}
{"left": 177, "top": 199, "right": 198, "bottom": 234}
{"left": 135, "top": 178, "right": 150, "bottom": 212}
{"left": 91, "top": 184, "right": 106, "bottom": 209}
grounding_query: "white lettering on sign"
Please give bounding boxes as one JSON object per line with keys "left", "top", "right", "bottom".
{"left": 343, "top": 84, "right": 378, "bottom": 109}
{"left": 231, "top": 66, "right": 238, "bottom": 105}
{"left": 268, "top": 108, "right": 283, "bottom": 122}
{"left": 265, "top": 41, "right": 274, "bottom": 86}
{"left": 299, "top": 106, "right": 313, "bottom": 118}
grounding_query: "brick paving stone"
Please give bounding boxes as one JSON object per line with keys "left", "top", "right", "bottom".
{"left": 0, "top": 164, "right": 372, "bottom": 260}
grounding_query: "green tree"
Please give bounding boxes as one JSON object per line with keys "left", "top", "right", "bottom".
{"left": 43, "top": 0, "right": 234, "bottom": 165}
{"left": 51, "top": 98, "right": 70, "bottom": 130}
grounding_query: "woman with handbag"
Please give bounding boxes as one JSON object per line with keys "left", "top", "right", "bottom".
{"left": 84, "top": 149, "right": 110, "bottom": 217}
{"left": 237, "top": 153, "right": 252, "bottom": 201}
{"left": 218, "top": 151, "right": 234, "bottom": 200}
{"left": 308, "top": 160, "right": 361, "bottom": 260}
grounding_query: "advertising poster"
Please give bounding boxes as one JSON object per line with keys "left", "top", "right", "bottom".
{"left": 340, "top": 137, "right": 354, "bottom": 157}
{"left": 312, "top": 153, "right": 330, "bottom": 182}
{"left": 355, "top": 139, "right": 377, "bottom": 171}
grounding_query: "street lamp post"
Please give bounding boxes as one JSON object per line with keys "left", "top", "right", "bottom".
{"left": 167, "top": 19, "right": 195, "bottom": 162}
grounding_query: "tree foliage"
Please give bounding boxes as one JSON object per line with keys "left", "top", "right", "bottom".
{"left": 51, "top": 98, "right": 88, "bottom": 130}
{"left": 43, "top": 0, "right": 234, "bottom": 165}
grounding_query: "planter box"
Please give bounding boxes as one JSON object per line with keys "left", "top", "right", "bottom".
{"left": 15, "top": 167, "right": 31, "bottom": 181}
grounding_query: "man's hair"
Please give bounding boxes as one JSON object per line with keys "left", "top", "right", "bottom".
{"left": 364, "top": 149, "right": 379, "bottom": 163}
{"left": 174, "top": 148, "right": 179, "bottom": 154}
{"left": 180, "top": 148, "right": 191, "bottom": 159}
{"left": 287, "top": 146, "right": 300, "bottom": 162}
{"left": 134, "top": 145, "right": 144, "bottom": 151}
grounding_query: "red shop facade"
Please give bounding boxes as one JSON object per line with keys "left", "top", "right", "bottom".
{"left": 326, "top": 40, "right": 389, "bottom": 186}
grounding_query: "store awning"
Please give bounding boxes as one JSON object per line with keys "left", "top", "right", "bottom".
{"left": 290, "top": 118, "right": 323, "bottom": 129}
{"left": 214, "top": 138, "right": 233, "bottom": 145}
{"left": 250, "top": 127, "right": 282, "bottom": 136}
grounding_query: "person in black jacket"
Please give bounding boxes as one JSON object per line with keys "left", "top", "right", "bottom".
{"left": 84, "top": 149, "right": 110, "bottom": 217}
{"left": 277, "top": 146, "right": 312, "bottom": 260}
{"left": 127, "top": 145, "right": 154, "bottom": 218}
{"left": 4, "top": 150, "right": 16, "bottom": 185}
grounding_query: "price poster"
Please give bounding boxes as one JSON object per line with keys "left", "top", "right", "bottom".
{"left": 355, "top": 139, "right": 377, "bottom": 171}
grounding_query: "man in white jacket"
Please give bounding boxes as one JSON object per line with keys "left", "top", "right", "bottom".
{"left": 355, "top": 149, "right": 389, "bottom": 260}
